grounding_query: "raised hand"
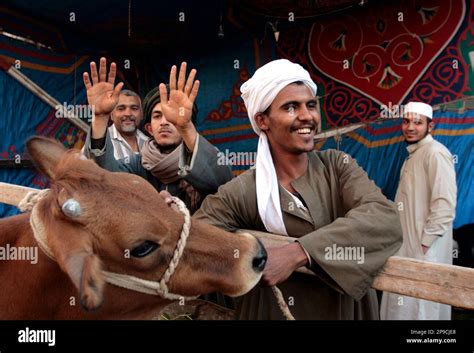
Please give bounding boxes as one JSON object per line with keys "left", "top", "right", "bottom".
{"left": 159, "top": 62, "right": 200, "bottom": 130}
{"left": 83, "top": 57, "right": 124, "bottom": 119}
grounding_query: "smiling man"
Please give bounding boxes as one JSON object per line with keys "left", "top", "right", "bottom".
{"left": 380, "top": 102, "right": 457, "bottom": 320}
{"left": 108, "top": 89, "right": 148, "bottom": 161}
{"left": 193, "top": 59, "right": 402, "bottom": 320}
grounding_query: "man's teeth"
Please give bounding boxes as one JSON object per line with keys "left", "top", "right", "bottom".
{"left": 296, "top": 128, "right": 312, "bottom": 134}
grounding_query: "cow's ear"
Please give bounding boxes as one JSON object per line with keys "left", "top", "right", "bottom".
{"left": 26, "top": 136, "right": 66, "bottom": 180}
{"left": 38, "top": 204, "right": 105, "bottom": 311}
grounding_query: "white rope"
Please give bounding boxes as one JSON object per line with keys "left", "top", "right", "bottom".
{"left": 18, "top": 189, "right": 50, "bottom": 213}
{"left": 271, "top": 286, "right": 295, "bottom": 320}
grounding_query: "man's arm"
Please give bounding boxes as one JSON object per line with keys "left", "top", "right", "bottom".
{"left": 421, "top": 150, "right": 457, "bottom": 248}
{"left": 193, "top": 173, "right": 256, "bottom": 231}
{"left": 178, "top": 134, "right": 233, "bottom": 195}
{"left": 296, "top": 151, "right": 403, "bottom": 300}
{"left": 82, "top": 58, "right": 145, "bottom": 177}
{"left": 83, "top": 57, "right": 123, "bottom": 140}
{"left": 159, "top": 62, "right": 199, "bottom": 152}
{"left": 156, "top": 62, "right": 232, "bottom": 194}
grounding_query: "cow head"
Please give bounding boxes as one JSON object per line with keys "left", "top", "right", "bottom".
{"left": 26, "top": 137, "right": 266, "bottom": 312}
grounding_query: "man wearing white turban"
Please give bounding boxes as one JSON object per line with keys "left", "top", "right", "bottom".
{"left": 194, "top": 59, "right": 403, "bottom": 319}
{"left": 380, "top": 102, "right": 457, "bottom": 320}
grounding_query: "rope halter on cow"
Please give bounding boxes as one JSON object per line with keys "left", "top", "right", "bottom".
{"left": 19, "top": 188, "right": 295, "bottom": 320}
{"left": 19, "top": 189, "right": 196, "bottom": 301}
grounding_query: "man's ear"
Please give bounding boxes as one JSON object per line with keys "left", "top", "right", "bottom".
{"left": 26, "top": 136, "right": 66, "bottom": 180}
{"left": 255, "top": 113, "right": 269, "bottom": 132}
{"left": 428, "top": 120, "right": 434, "bottom": 133}
{"left": 145, "top": 123, "right": 153, "bottom": 135}
{"left": 38, "top": 202, "right": 105, "bottom": 311}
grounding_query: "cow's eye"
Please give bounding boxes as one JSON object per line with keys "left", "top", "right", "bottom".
{"left": 130, "top": 241, "right": 160, "bottom": 258}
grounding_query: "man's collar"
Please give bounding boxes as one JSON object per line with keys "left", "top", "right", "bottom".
{"left": 109, "top": 124, "right": 123, "bottom": 141}
{"left": 109, "top": 124, "right": 147, "bottom": 142}
{"left": 406, "top": 134, "right": 433, "bottom": 154}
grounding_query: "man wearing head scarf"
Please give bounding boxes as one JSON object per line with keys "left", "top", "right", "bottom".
{"left": 193, "top": 59, "right": 402, "bottom": 319}
{"left": 82, "top": 58, "right": 233, "bottom": 214}
{"left": 380, "top": 102, "right": 457, "bottom": 320}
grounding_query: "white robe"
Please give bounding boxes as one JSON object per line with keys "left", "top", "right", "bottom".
{"left": 380, "top": 134, "right": 457, "bottom": 320}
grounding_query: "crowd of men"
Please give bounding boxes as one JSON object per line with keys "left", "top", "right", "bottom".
{"left": 79, "top": 57, "right": 457, "bottom": 320}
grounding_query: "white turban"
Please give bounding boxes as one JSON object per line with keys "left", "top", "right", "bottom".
{"left": 240, "top": 59, "right": 317, "bottom": 235}
{"left": 404, "top": 102, "right": 433, "bottom": 119}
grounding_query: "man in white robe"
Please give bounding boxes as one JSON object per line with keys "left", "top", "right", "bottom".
{"left": 380, "top": 102, "right": 457, "bottom": 320}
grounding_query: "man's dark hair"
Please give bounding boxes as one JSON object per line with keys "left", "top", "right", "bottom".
{"left": 141, "top": 85, "right": 198, "bottom": 132}
{"left": 118, "top": 89, "right": 141, "bottom": 107}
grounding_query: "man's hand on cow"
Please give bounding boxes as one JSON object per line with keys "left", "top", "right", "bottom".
{"left": 83, "top": 57, "right": 124, "bottom": 138}
{"left": 260, "top": 242, "right": 309, "bottom": 287}
{"left": 159, "top": 62, "right": 199, "bottom": 151}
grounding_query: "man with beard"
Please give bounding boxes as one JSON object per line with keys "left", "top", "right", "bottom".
{"left": 103, "top": 89, "right": 148, "bottom": 162}
{"left": 380, "top": 102, "right": 457, "bottom": 320}
{"left": 83, "top": 58, "right": 232, "bottom": 213}
{"left": 186, "top": 59, "right": 402, "bottom": 319}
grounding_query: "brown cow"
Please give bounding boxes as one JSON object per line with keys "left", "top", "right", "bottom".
{"left": 0, "top": 137, "right": 267, "bottom": 319}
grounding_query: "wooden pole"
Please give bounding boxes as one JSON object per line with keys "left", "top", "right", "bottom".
{"left": 1, "top": 60, "right": 88, "bottom": 132}
{"left": 0, "top": 182, "right": 38, "bottom": 207}
{"left": 241, "top": 230, "right": 474, "bottom": 311}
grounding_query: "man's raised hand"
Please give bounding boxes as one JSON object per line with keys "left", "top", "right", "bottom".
{"left": 83, "top": 57, "right": 124, "bottom": 119}
{"left": 158, "top": 62, "right": 200, "bottom": 130}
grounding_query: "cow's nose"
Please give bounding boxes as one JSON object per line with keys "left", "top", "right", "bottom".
{"left": 252, "top": 239, "right": 267, "bottom": 273}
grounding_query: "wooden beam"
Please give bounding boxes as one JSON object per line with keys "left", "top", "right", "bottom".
{"left": 0, "top": 182, "right": 38, "bottom": 207}
{"left": 1, "top": 60, "right": 88, "bottom": 132}
{"left": 241, "top": 230, "right": 474, "bottom": 311}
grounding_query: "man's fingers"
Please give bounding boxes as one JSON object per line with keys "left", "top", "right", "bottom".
{"left": 184, "top": 68, "right": 197, "bottom": 96}
{"left": 159, "top": 83, "right": 168, "bottom": 105}
{"left": 90, "top": 62, "right": 99, "bottom": 84}
{"left": 112, "top": 82, "right": 124, "bottom": 99}
{"left": 98, "top": 57, "right": 107, "bottom": 82}
{"left": 189, "top": 80, "right": 200, "bottom": 104}
{"left": 108, "top": 62, "right": 117, "bottom": 84}
{"left": 177, "top": 62, "right": 187, "bottom": 91}
{"left": 169, "top": 65, "right": 177, "bottom": 91}
{"left": 83, "top": 72, "right": 92, "bottom": 90}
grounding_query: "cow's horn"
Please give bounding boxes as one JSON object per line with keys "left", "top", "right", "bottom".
{"left": 62, "top": 198, "right": 82, "bottom": 218}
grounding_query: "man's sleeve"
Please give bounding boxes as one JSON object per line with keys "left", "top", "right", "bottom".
{"left": 178, "top": 134, "right": 234, "bottom": 195}
{"left": 83, "top": 126, "right": 146, "bottom": 177}
{"left": 421, "top": 150, "right": 457, "bottom": 247}
{"left": 296, "top": 151, "right": 403, "bottom": 300}
{"left": 193, "top": 174, "right": 259, "bottom": 232}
